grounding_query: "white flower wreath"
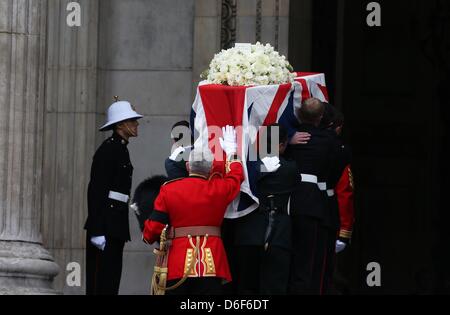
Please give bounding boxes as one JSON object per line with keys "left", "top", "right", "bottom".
{"left": 203, "top": 42, "right": 295, "bottom": 86}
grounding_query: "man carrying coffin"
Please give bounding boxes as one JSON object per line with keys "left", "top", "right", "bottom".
{"left": 143, "top": 126, "right": 244, "bottom": 295}
{"left": 234, "top": 124, "right": 298, "bottom": 295}
{"left": 318, "top": 103, "right": 353, "bottom": 291}
{"left": 286, "top": 98, "right": 337, "bottom": 295}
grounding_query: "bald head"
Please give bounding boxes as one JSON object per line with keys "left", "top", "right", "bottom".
{"left": 298, "top": 98, "right": 325, "bottom": 126}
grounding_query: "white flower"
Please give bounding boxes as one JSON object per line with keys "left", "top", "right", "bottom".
{"left": 205, "top": 42, "right": 294, "bottom": 86}
{"left": 244, "top": 72, "right": 254, "bottom": 80}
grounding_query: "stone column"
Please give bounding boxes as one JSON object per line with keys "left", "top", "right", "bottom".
{"left": 193, "top": 0, "right": 222, "bottom": 88}
{"left": 41, "top": 0, "right": 99, "bottom": 295}
{"left": 0, "top": 0, "right": 59, "bottom": 294}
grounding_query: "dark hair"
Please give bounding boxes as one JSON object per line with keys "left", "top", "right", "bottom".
{"left": 171, "top": 120, "right": 191, "bottom": 143}
{"left": 298, "top": 98, "right": 325, "bottom": 124}
{"left": 320, "top": 103, "right": 344, "bottom": 130}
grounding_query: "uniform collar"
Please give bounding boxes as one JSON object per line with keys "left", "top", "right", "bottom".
{"left": 189, "top": 173, "right": 208, "bottom": 180}
{"left": 112, "top": 131, "right": 129, "bottom": 145}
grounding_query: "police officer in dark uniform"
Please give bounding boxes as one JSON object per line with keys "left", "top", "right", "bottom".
{"left": 286, "top": 98, "right": 337, "bottom": 295}
{"left": 234, "top": 124, "right": 298, "bottom": 295}
{"left": 84, "top": 98, "right": 143, "bottom": 295}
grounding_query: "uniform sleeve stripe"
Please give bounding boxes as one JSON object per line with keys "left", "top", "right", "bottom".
{"left": 149, "top": 210, "right": 169, "bottom": 224}
{"left": 339, "top": 230, "right": 353, "bottom": 239}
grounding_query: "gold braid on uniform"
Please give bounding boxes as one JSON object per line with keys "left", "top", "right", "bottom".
{"left": 225, "top": 154, "right": 241, "bottom": 174}
{"left": 150, "top": 230, "right": 201, "bottom": 295}
{"left": 348, "top": 167, "right": 354, "bottom": 190}
{"left": 151, "top": 225, "right": 169, "bottom": 295}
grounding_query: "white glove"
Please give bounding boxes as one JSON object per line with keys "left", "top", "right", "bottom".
{"left": 129, "top": 202, "right": 140, "bottom": 215}
{"left": 261, "top": 156, "right": 281, "bottom": 173}
{"left": 335, "top": 240, "right": 347, "bottom": 254}
{"left": 169, "top": 146, "right": 185, "bottom": 161}
{"left": 91, "top": 236, "right": 106, "bottom": 251}
{"left": 219, "top": 125, "right": 238, "bottom": 157}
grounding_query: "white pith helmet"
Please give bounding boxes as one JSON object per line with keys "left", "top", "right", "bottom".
{"left": 99, "top": 97, "right": 143, "bottom": 131}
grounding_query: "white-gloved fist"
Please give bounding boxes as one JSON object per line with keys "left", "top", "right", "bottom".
{"left": 219, "top": 125, "right": 238, "bottom": 156}
{"left": 169, "top": 146, "right": 185, "bottom": 161}
{"left": 335, "top": 240, "right": 347, "bottom": 254}
{"left": 261, "top": 156, "right": 281, "bottom": 173}
{"left": 91, "top": 236, "right": 106, "bottom": 251}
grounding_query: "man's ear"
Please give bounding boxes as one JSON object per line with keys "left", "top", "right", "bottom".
{"left": 336, "top": 126, "right": 343, "bottom": 136}
{"left": 185, "top": 162, "right": 189, "bottom": 172}
{"left": 115, "top": 121, "right": 124, "bottom": 130}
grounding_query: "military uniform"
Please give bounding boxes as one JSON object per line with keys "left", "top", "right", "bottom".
{"left": 143, "top": 160, "right": 244, "bottom": 295}
{"left": 164, "top": 146, "right": 192, "bottom": 180}
{"left": 285, "top": 123, "right": 337, "bottom": 295}
{"left": 84, "top": 132, "right": 133, "bottom": 295}
{"left": 234, "top": 157, "right": 298, "bottom": 295}
{"left": 319, "top": 133, "right": 352, "bottom": 292}
{"left": 335, "top": 144, "right": 355, "bottom": 242}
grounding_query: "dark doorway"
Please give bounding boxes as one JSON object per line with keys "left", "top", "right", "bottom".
{"left": 289, "top": 0, "right": 450, "bottom": 294}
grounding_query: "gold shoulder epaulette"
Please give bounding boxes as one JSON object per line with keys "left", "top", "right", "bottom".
{"left": 163, "top": 177, "right": 184, "bottom": 186}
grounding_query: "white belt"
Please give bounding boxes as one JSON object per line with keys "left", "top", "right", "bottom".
{"left": 301, "top": 174, "right": 318, "bottom": 184}
{"left": 327, "top": 189, "right": 335, "bottom": 197}
{"left": 318, "top": 182, "right": 327, "bottom": 191}
{"left": 109, "top": 191, "right": 129, "bottom": 203}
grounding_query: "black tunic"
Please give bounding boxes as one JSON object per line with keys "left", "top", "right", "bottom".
{"left": 324, "top": 131, "right": 352, "bottom": 230}
{"left": 285, "top": 123, "right": 336, "bottom": 222}
{"left": 234, "top": 157, "right": 298, "bottom": 249}
{"left": 84, "top": 132, "right": 133, "bottom": 241}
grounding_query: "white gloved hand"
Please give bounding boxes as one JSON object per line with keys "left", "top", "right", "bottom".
{"left": 169, "top": 146, "right": 185, "bottom": 161}
{"left": 219, "top": 125, "right": 238, "bottom": 157}
{"left": 335, "top": 240, "right": 347, "bottom": 254}
{"left": 91, "top": 236, "right": 106, "bottom": 251}
{"left": 261, "top": 156, "right": 281, "bottom": 173}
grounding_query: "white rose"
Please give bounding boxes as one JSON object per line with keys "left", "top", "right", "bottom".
{"left": 245, "top": 72, "right": 254, "bottom": 80}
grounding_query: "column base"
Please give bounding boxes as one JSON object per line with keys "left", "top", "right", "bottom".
{"left": 0, "top": 241, "right": 60, "bottom": 295}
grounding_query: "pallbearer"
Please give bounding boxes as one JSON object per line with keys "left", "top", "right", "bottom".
{"left": 143, "top": 126, "right": 244, "bottom": 295}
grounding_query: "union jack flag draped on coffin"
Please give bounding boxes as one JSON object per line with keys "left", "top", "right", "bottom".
{"left": 190, "top": 72, "right": 329, "bottom": 219}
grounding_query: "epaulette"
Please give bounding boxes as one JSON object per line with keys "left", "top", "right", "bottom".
{"left": 163, "top": 177, "right": 185, "bottom": 186}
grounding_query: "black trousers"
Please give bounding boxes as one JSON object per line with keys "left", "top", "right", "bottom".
{"left": 289, "top": 216, "right": 336, "bottom": 295}
{"left": 166, "top": 277, "right": 223, "bottom": 295}
{"left": 235, "top": 246, "right": 291, "bottom": 295}
{"left": 86, "top": 235, "right": 125, "bottom": 295}
{"left": 221, "top": 219, "right": 238, "bottom": 295}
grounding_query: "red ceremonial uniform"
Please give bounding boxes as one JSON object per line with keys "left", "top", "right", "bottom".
{"left": 143, "top": 161, "right": 244, "bottom": 282}
{"left": 335, "top": 165, "right": 355, "bottom": 240}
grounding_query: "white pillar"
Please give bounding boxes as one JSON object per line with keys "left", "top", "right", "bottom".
{"left": 0, "top": 0, "right": 59, "bottom": 294}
